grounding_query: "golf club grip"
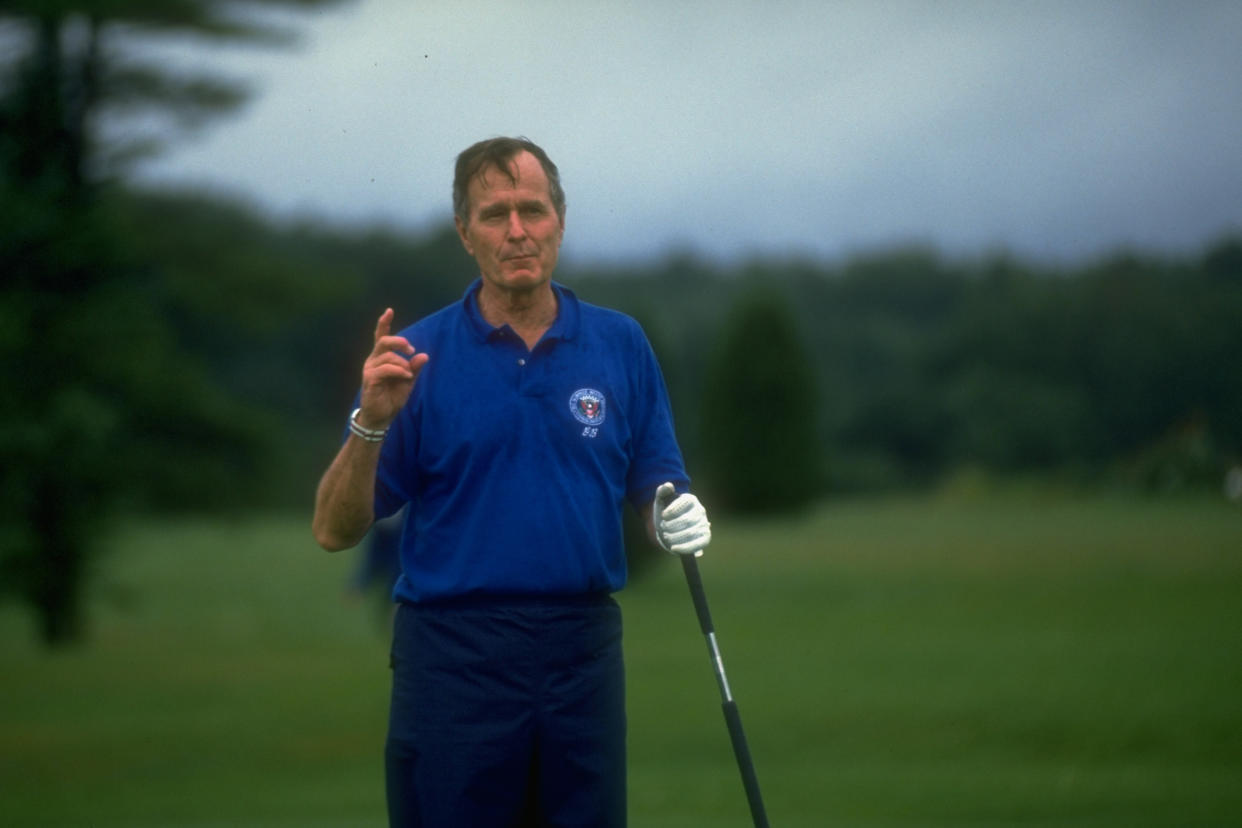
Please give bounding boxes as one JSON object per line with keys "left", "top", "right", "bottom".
{"left": 723, "top": 699, "right": 771, "bottom": 828}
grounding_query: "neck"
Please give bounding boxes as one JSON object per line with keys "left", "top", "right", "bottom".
{"left": 478, "top": 282, "right": 558, "bottom": 347}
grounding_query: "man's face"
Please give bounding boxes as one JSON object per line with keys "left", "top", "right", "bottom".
{"left": 455, "top": 150, "right": 565, "bottom": 295}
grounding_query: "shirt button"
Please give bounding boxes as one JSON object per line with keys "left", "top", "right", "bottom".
{"left": 517, "top": 358, "right": 526, "bottom": 366}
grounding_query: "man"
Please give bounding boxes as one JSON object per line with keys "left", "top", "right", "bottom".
{"left": 311, "top": 136, "right": 712, "bottom": 827}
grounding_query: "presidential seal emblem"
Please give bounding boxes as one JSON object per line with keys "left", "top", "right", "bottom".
{"left": 569, "top": 388, "right": 606, "bottom": 426}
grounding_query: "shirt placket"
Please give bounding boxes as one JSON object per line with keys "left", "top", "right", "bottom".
{"left": 489, "top": 327, "right": 558, "bottom": 395}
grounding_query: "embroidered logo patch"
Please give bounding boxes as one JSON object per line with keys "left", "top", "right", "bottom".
{"left": 569, "top": 388, "right": 606, "bottom": 426}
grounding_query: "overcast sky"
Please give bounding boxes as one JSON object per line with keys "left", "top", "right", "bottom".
{"left": 130, "top": 0, "right": 1242, "bottom": 266}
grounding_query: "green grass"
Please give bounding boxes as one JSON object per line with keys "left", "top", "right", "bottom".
{"left": 3, "top": 493, "right": 1241, "bottom": 826}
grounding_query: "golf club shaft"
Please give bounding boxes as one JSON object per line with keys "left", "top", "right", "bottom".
{"left": 681, "top": 554, "right": 771, "bottom": 828}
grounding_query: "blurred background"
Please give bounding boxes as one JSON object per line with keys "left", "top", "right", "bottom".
{"left": 2, "top": 1, "right": 1240, "bottom": 826}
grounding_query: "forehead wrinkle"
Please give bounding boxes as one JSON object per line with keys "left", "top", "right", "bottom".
{"left": 472, "top": 180, "right": 549, "bottom": 215}
{"left": 466, "top": 153, "right": 556, "bottom": 222}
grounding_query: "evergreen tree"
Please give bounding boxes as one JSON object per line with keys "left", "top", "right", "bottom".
{"left": 699, "top": 289, "right": 823, "bottom": 514}
{"left": 0, "top": 0, "right": 345, "bottom": 646}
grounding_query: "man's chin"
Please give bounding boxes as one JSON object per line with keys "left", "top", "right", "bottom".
{"left": 493, "top": 266, "right": 548, "bottom": 290}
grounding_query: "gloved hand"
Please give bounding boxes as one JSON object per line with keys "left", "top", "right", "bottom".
{"left": 653, "top": 482, "right": 712, "bottom": 557}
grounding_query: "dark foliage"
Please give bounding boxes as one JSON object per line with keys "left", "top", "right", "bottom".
{"left": 0, "top": 0, "right": 347, "bottom": 646}
{"left": 697, "top": 289, "right": 823, "bottom": 513}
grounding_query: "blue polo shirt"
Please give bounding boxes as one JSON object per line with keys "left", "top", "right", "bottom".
{"left": 372, "top": 279, "right": 689, "bottom": 604}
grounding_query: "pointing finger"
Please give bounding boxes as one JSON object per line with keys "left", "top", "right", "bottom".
{"left": 373, "top": 309, "right": 415, "bottom": 356}
{"left": 374, "top": 308, "right": 393, "bottom": 343}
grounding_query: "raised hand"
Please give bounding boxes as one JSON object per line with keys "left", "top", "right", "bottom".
{"left": 358, "top": 308, "right": 428, "bottom": 430}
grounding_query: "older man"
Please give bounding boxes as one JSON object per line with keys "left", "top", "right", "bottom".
{"left": 312, "top": 136, "right": 711, "bottom": 827}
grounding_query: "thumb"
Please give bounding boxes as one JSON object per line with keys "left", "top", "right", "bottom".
{"left": 655, "top": 482, "right": 676, "bottom": 511}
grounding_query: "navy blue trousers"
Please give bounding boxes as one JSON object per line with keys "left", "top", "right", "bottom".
{"left": 385, "top": 595, "right": 626, "bottom": 827}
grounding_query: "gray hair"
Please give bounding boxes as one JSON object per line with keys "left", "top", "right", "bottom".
{"left": 452, "top": 136, "right": 566, "bottom": 225}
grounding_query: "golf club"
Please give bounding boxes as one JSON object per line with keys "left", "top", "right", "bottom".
{"left": 681, "top": 553, "right": 770, "bottom": 827}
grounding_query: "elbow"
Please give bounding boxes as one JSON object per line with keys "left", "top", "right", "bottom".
{"left": 316, "top": 534, "right": 353, "bottom": 553}
{"left": 311, "top": 518, "right": 362, "bottom": 553}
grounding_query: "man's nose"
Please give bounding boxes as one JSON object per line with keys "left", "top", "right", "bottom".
{"left": 506, "top": 210, "right": 527, "bottom": 239}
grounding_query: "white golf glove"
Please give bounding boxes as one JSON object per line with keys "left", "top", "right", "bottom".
{"left": 654, "top": 482, "right": 712, "bottom": 557}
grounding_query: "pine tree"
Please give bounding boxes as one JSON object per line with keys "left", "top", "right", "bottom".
{"left": 699, "top": 289, "right": 823, "bottom": 514}
{"left": 0, "top": 0, "right": 345, "bottom": 645}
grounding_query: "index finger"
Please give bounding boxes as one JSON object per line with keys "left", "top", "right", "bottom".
{"left": 371, "top": 309, "right": 415, "bottom": 359}
{"left": 374, "top": 308, "right": 394, "bottom": 343}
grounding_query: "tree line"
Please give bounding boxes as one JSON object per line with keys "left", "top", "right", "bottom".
{"left": 565, "top": 237, "right": 1242, "bottom": 503}
{"left": 83, "top": 189, "right": 1242, "bottom": 511}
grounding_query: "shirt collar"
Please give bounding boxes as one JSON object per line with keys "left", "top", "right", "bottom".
{"left": 461, "top": 278, "right": 580, "bottom": 344}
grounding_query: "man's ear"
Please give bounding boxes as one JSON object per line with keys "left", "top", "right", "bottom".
{"left": 455, "top": 216, "right": 474, "bottom": 257}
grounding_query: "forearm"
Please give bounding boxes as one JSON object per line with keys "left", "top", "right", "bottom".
{"left": 314, "top": 307, "right": 426, "bottom": 551}
{"left": 311, "top": 436, "right": 384, "bottom": 551}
